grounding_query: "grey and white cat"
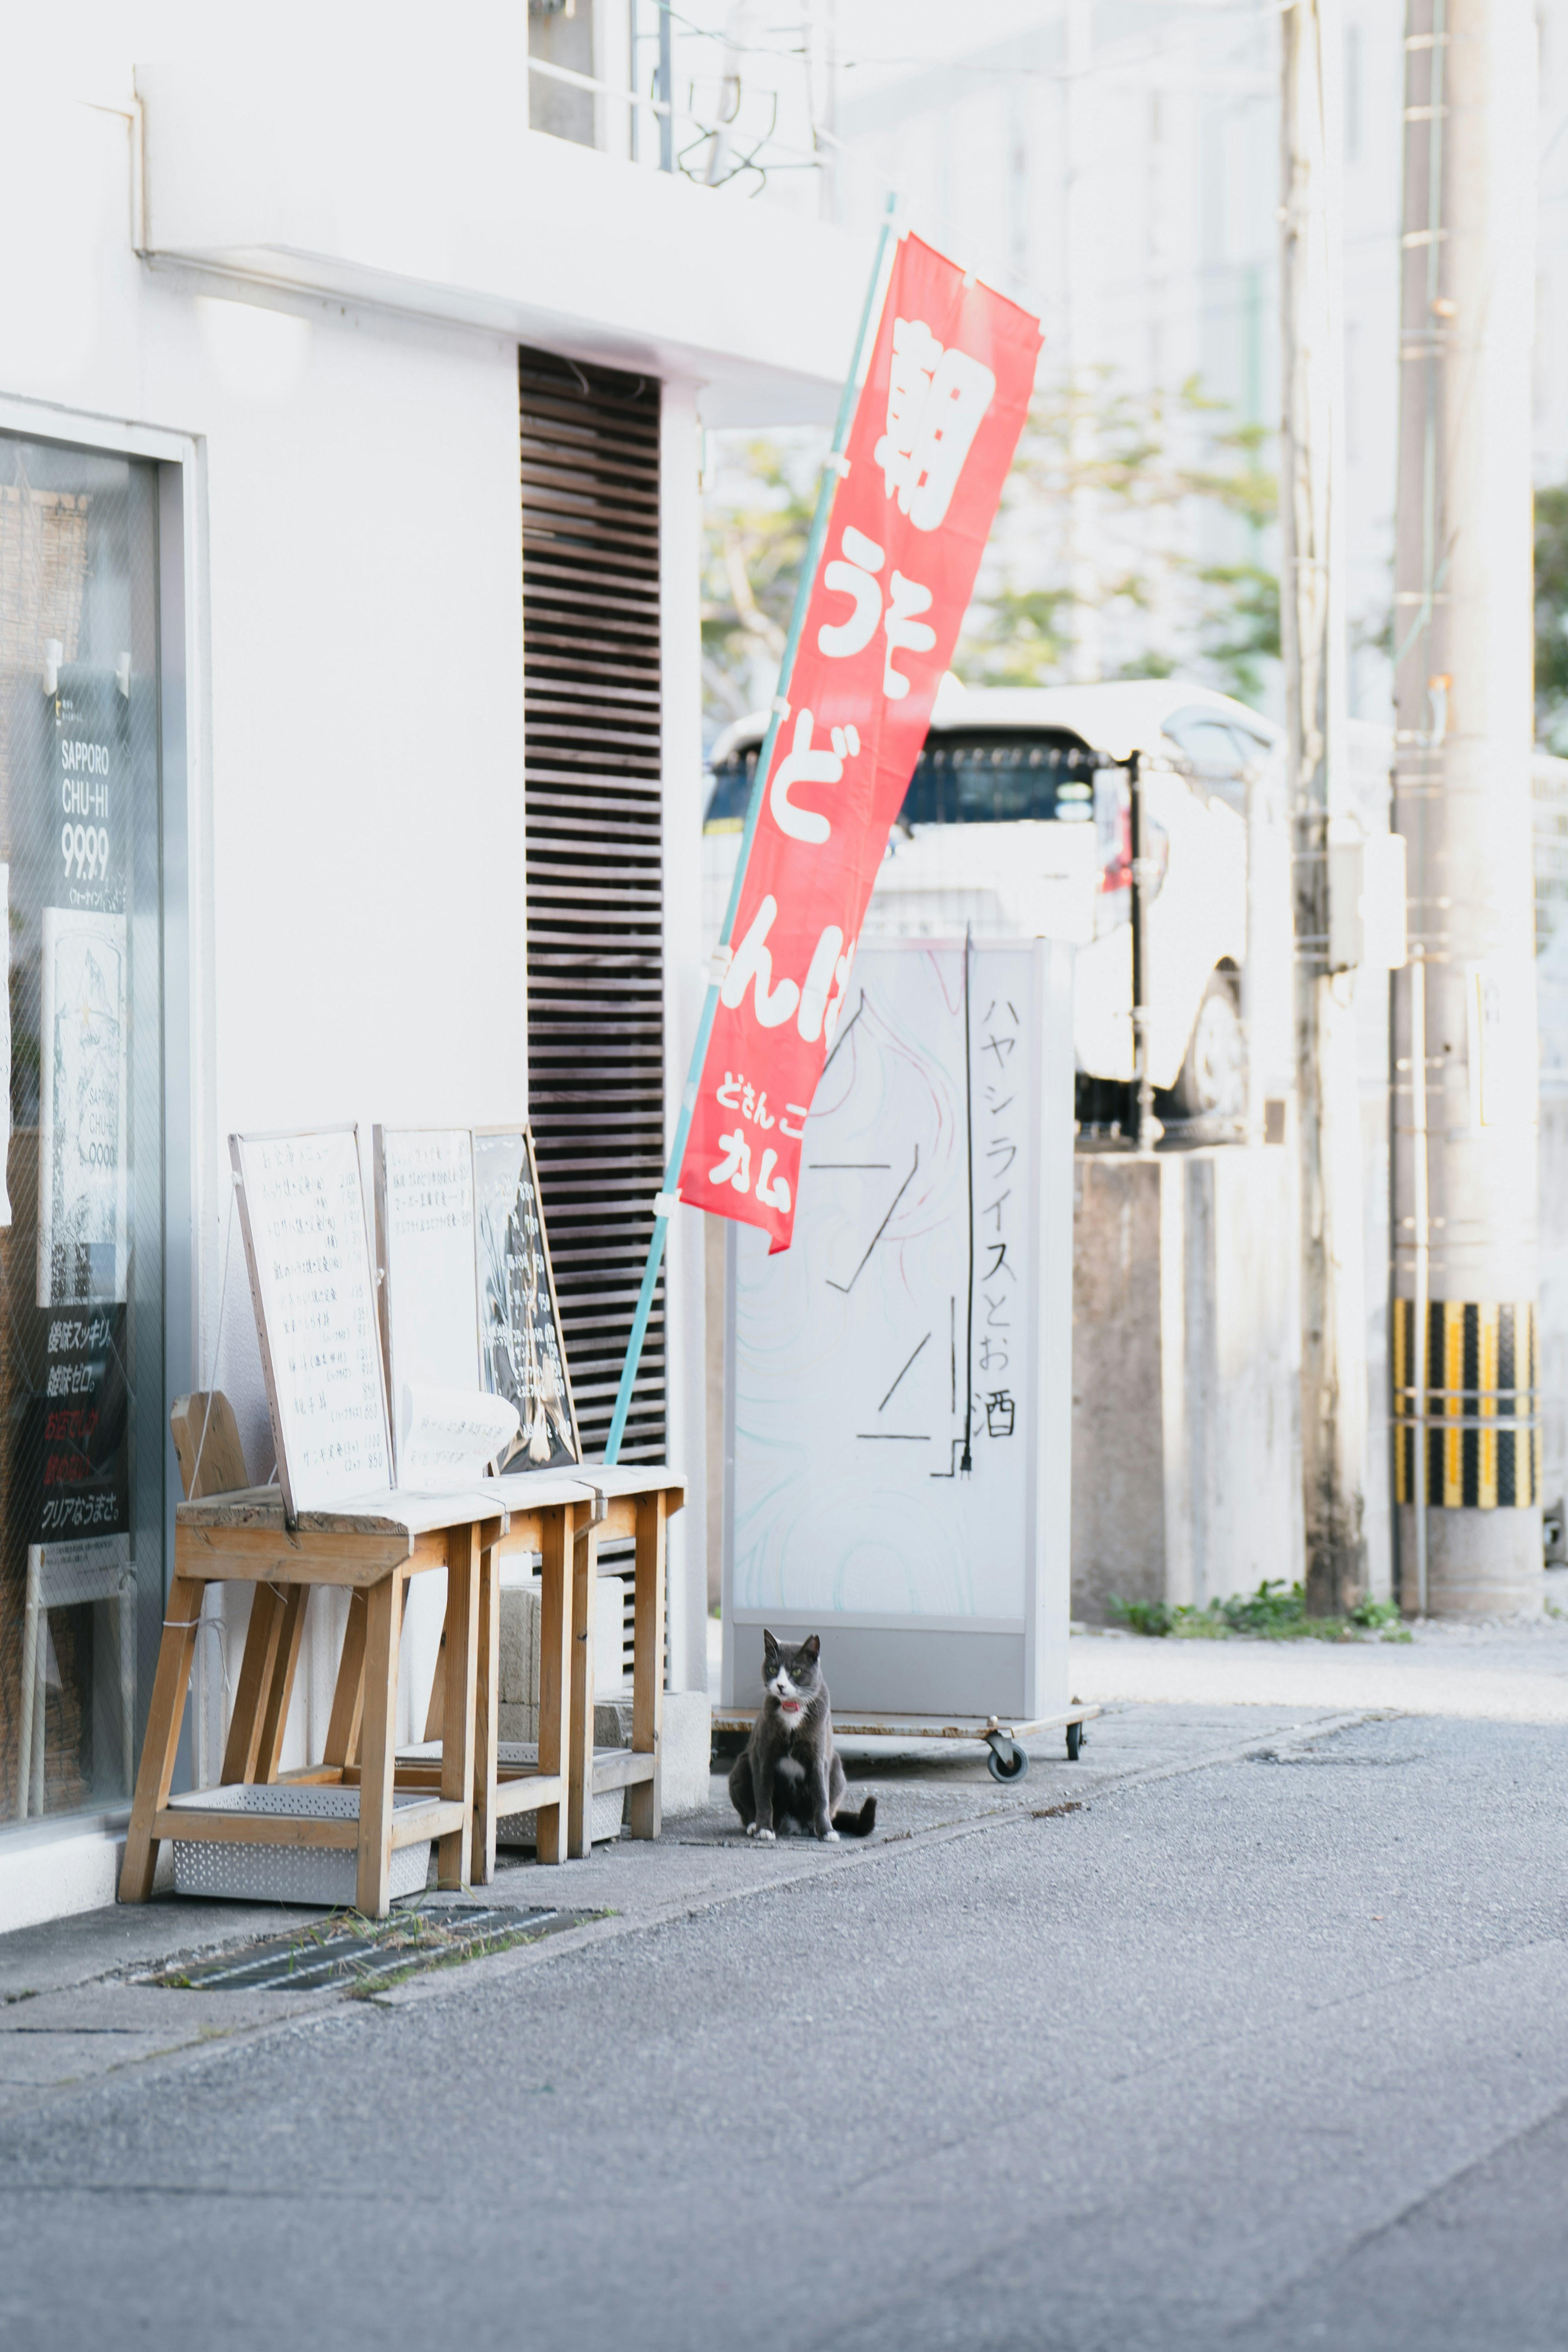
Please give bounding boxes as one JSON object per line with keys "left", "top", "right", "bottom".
{"left": 728, "top": 1630, "right": 876, "bottom": 1842}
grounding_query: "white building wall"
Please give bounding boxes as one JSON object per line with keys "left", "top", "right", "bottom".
{"left": 194, "top": 293, "right": 528, "bottom": 1765}
{"left": 3, "top": 87, "right": 532, "bottom": 1771}
{"left": 1, "top": 39, "right": 859, "bottom": 1898}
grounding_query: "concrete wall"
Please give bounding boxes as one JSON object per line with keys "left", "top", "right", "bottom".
{"left": 1071, "top": 1146, "right": 1304, "bottom": 1621}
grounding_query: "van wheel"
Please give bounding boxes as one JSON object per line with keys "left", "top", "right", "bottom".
{"left": 1169, "top": 972, "right": 1245, "bottom": 1118}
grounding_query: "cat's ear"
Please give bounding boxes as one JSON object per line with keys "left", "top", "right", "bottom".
{"left": 800, "top": 1634, "right": 821, "bottom": 1662}
{"left": 762, "top": 1628, "right": 778, "bottom": 1657}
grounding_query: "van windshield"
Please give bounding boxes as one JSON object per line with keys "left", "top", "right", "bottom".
{"left": 704, "top": 726, "right": 1100, "bottom": 831}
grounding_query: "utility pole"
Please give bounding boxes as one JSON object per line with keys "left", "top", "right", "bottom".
{"left": 1391, "top": 0, "right": 1541, "bottom": 1613}
{"left": 1281, "top": 0, "right": 1370, "bottom": 1614}
{"left": 1063, "top": 0, "right": 1101, "bottom": 684}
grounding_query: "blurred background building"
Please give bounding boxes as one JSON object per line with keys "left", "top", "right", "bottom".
{"left": 546, "top": 1, "right": 1568, "bottom": 756}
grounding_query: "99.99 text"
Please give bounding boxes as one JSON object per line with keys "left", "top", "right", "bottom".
{"left": 62, "top": 823, "right": 111, "bottom": 883}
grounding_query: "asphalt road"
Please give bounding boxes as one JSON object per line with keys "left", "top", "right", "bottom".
{"left": 4, "top": 1709, "right": 1567, "bottom": 2350}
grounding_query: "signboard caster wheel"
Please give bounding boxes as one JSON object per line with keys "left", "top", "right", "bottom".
{"left": 1066, "top": 1720, "right": 1087, "bottom": 1762}
{"left": 986, "top": 1734, "right": 1028, "bottom": 1783}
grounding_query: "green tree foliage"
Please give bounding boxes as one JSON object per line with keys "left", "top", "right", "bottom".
{"left": 698, "top": 376, "right": 1281, "bottom": 737}
{"left": 1536, "top": 484, "right": 1568, "bottom": 749}
{"left": 1194, "top": 564, "right": 1281, "bottom": 706}
{"left": 956, "top": 372, "right": 1279, "bottom": 702}
{"left": 700, "top": 437, "right": 818, "bottom": 730}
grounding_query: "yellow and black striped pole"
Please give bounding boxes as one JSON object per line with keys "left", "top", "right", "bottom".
{"left": 1392, "top": 1302, "right": 1540, "bottom": 1512}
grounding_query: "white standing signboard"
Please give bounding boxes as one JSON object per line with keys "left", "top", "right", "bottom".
{"left": 472, "top": 1127, "right": 581, "bottom": 1472}
{"left": 723, "top": 937, "right": 1074, "bottom": 1722}
{"left": 372, "top": 1127, "right": 483, "bottom": 1482}
{"left": 232, "top": 1128, "right": 393, "bottom": 1520}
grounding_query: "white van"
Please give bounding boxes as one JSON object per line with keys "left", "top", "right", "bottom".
{"left": 703, "top": 677, "right": 1283, "bottom": 1121}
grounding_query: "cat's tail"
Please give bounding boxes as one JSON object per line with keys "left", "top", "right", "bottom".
{"left": 831, "top": 1795, "right": 877, "bottom": 1837}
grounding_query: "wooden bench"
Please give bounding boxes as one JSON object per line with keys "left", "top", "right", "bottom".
{"left": 119, "top": 1394, "right": 506, "bottom": 1917}
{"left": 125, "top": 1397, "right": 685, "bottom": 1902}
{"left": 468, "top": 1467, "right": 684, "bottom": 1871}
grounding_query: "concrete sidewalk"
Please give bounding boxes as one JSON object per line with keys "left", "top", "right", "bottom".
{"left": 6, "top": 1604, "right": 1560, "bottom": 2116}
{"left": 1070, "top": 1605, "right": 1568, "bottom": 1722}
{"left": 5, "top": 1700, "right": 1567, "bottom": 2350}
{"left": 0, "top": 1697, "right": 1366, "bottom": 2112}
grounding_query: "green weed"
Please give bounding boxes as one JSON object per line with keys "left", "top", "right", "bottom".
{"left": 1107, "top": 1581, "right": 1413, "bottom": 1645}
{"left": 1105, "top": 1596, "right": 1176, "bottom": 1637}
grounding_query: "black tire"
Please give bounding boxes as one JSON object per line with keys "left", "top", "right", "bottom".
{"left": 986, "top": 1738, "right": 1029, "bottom": 1783}
{"left": 1167, "top": 970, "right": 1245, "bottom": 1119}
{"left": 1066, "top": 1720, "right": 1084, "bottom": 1761}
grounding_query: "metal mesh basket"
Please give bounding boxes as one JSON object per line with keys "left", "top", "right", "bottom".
{"left": 167, "top": 1784, "right": 436, "bottom": 1906}
{"left": 492, "top": 1741, "right": 625, "bottom": 1848}
{"left": 394, "top": 1739, "right": 626, "bottom": 1847}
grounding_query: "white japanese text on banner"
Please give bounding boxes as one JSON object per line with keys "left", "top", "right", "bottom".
{"left": 679, "top": 238, "right": 1041, "bottom": 1249}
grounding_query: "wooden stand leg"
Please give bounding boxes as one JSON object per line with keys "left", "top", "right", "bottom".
{"left": 222, "top": 1585, "right": 286, "bottom": 1784}
{"left": 472, "top": 1538, "right": 501, "bottom": 1886}
{"left": 118, "top": 1573, "right": 208, "bottom": 1903}
{"left": 117, "top": 1578, "right": 136, "bottom": 1798}
{"left": 567, "top": 1505, "right": 599, "bottom": 1861}
{"left": 438, "top": 1526, "right": 479, "bottom": 1889}
{"left": 627, "top": 1491, "right": 667, "bottom": 1841}
{"left": 256, "top": 1587, "right": 309, "bottom": 1783}
{"left": 536, "top": 1504, "right": 574, "bottom": 1866}
{"left": 356, "top": 1570, "right": 403, "bottom": 1918}
{"left": 323, "top": 1588, "right": 368, "bottom": 1770}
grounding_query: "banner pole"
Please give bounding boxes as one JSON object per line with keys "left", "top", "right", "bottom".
{"left": 603, "top": 192, "right": 900, "bottom": 1465}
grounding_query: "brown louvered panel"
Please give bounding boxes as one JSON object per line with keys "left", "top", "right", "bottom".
{"left": 522, "top": 345, "right": 665, "bottom": 1464}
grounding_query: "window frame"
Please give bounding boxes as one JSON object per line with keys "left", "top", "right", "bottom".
{"left": 0, "top": 393, "right": 198, "bottom": 1837}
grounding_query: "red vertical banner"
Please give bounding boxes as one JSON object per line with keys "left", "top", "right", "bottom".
{"left": 679, "top": 236, "right": 1042, "bottom": 1249}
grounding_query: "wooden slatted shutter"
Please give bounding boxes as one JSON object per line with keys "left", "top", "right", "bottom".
{"left": 520, "top": 347, "right": 666, "bottom": 1462}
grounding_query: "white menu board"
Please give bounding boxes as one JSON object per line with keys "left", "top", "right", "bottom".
{"left": 473, "top": 1127, "right": 580, "bottom": 1471}
{"left": 372, "top": 1126, "right": 481, "bottom": 1480}
{"left": 38, "top": 905, "right": 129, "bottom": 1305}
{"left": 231, "top": 1128, "right": 393, "bottom": 1519}
{"left": 728, "top": 940, "right": 1034, "bottom": 1623}
{"left": 722, "top": 937, "right": 1077, "bottom": 1725}
{"left": 398, "top": 1383, "right": 519, "bottom": 1489}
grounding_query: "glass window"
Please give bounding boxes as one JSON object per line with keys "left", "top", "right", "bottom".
{"left": 704, "top": 726, "right": 1102, "bottom": 831}
{"left": 1, "top": 435, "right": 165, "bottom": 1827}
{"left": 900, "top": 730, "right": 1099, "bottom": 825}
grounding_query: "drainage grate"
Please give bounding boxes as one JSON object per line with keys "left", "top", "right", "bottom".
{"left": 149, "top": 1904, "right": 601, "bottom": 1993}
